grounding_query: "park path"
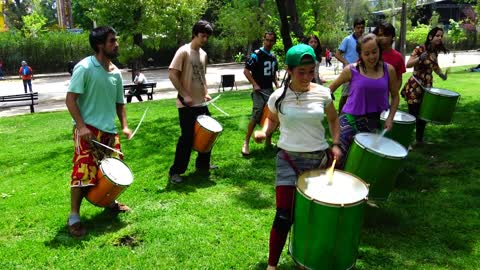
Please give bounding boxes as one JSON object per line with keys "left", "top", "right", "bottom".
{"left": 0, "top": 50, "right": 479, "bottom": 117}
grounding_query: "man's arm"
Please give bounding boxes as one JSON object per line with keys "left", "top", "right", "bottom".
{"left": 335, "top": 50, "right": 348, "bottom": 67}
{"left": 116, "top": 103, "right": 132, "bottom": 139}
{"left": 65, "top": 92, "right": 92, "bottom": 140}
{"left": 243, "top": 68, "right": 260, "bottom": 91}
{"left": 168, "top": 68, "right": 192, "bottom": 105}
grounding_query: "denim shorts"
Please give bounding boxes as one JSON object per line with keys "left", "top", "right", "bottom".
{"left": 275, "top": 149, "right": 329, "bottom": 187}
{"left": 251, "top": 88, "right": 273, "bottom": 123}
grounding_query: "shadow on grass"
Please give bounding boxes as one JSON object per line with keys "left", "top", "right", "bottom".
{"left": 357, "top": 99, "right": 480, "bottom": 269}
{"left": 45, "top": 210, "right": 128, "bottom": 248}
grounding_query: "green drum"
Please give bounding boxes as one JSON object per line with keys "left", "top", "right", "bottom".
{"left": 380, "top": 110, "right": 416, "bottom": 148}
{"left": 419, "top": 88, "right": 460, "bottom": 124}
{"left": 344, "top": 133, "right": 407, "bottom": 201}
{"left": 289, "top": 169, "right": 369, "bottom": 270}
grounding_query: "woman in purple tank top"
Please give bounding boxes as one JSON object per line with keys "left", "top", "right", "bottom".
{"left": 329, "top": 33, "right": 399, "bottom": 166}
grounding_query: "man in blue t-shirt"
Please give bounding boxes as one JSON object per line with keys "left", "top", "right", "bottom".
{"left": 65, "top": 26, "right": 132, "bottom": 238}
{"left": 242, "top": 31, "right": 279, "bottom": 156}
{"left": 335, "top": 18, "right": 365, "bottom": 113}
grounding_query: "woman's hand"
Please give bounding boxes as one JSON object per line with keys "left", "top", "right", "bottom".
{"left": 331, "top": 145, "right": 343, "bottom": 161}
{"left": 253, "top": 130, "right": 266, "bottom": 143}
{"left": 384, "top": 118, "right": 393, "bottom": 131}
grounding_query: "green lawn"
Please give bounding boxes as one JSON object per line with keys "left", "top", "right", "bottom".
{"left": 0, "top": 66, "right": 479, "bottom": 269}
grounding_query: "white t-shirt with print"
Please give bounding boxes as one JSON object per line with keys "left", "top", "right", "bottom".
{"left": 267, "top": 83, "right": 332, "bottom": 152}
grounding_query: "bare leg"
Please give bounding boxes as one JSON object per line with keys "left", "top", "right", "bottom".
{"left": 242, "top": 119, "right": 256, "bottom": 155}
{"left": 70, "top": 186, "right": 84, "bottom": 215}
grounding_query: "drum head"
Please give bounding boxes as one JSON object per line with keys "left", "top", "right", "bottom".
{"left": 100, "top": 158, "right": 134, "bottom": 185}
{"left": 426, "top": 88, "right": 460, "bottom": 97}
{"left": 197, "top": 115, "right": 223, "bottom": 132}
{"left": 354, "top": 133, "right": 408, "bottom": 158}
{"left": 297, "top": 169, "right": 368, "bottom": 205}
{"left": 380, "top": 110, "right": 416, "bottom": 123}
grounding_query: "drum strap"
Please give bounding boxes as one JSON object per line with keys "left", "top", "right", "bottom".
{"left": 281, "top": 150, "right": 301, "bottom": 176}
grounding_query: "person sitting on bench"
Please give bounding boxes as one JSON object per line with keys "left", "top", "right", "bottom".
{"left": 127, "top": 70, "right": 148, "bottom": 103}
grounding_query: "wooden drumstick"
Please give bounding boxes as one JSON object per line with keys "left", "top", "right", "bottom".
{"left": 327, "top": 158, "right": 336, "bottom": 186}
{"left": 92, "top": 140, "right": 124, "bottom": 156}
{"left": 129, "top": 107, "right": 149, "bottom": 140}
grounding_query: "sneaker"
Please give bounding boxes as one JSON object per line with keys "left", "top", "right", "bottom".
{"left": 68, "top": 221, "right": 86, "bottom": 238}
{"left": 169, "top": 174, "right": 183, "bottom": 184}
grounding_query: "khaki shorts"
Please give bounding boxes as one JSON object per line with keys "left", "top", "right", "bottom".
{"left": 251, "top": 88, "right": 273, "bottom": 123}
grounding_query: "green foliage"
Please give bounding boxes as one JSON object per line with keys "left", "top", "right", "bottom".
{"left": 406, "top": 24, "right": 430, "bottom": 46}
{"left": 21, "top": 12, "right": 48, "bottom": 38}
{"left": 430, "top": 11, "right": 440, "bottom": 27}
{"left": 234, "top": 52, "right": 244, "bottom": 63}
{"left": 448, "top": 19, "right": 467, "bottom": 49}
{"left": 0, "top": 31, "right": 91, "bottom": 74}
{"left": 2, "top": 0, "right": 33, "bottom": 30}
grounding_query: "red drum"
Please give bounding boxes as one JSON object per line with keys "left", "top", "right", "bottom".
{"left": 86, "top": 158, "right": 134, "bottom": 207}
{"left": 192, "top": 115, "right": 223, "bottom": 153}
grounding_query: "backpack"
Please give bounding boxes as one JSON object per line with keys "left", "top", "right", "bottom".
{"left": 22, "top": 66, "right": 31, "bottom": 76}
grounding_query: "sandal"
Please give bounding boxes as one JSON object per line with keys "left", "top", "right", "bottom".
{"left": 107, "top": 201, "right": 131, "bottom": 213}
{"left": 241, "top": 142, "right": 250, "bottom": 156}
{"left": 68, "top": 221, "right": 86, "bottom": 238}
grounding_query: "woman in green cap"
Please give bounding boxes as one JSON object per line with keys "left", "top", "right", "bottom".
{"left": 254, "top": 44, "right": 342, "bottom": 269}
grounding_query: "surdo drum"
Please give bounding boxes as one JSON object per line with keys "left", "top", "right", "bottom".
{"left": 289, "top": 169, "right": 369, "bottom": 270}
{"left": 380, "top": 110, "right": 416, "bottom": 148}
{"left": 192, "top": 115, "right": 223, "bottom": 153}
{"left": 419, "top": 88, "right": 460, "bottom": 124}
{"left": 86, "top": 158, "right": 134, "bottom": 207}
{"left": 344, "top": 133, "right": 408, "bottom": 201}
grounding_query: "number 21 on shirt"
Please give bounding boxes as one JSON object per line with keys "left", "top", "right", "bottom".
{"left": 264, "top": 61, "right": 276, "bottom": 76}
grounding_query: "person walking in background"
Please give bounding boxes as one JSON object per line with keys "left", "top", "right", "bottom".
{"left": 19, "top": 61, "right": 33, "bottom": 93}
{"left": 303, "top": 34, "right": 326, "bottom": 84}
{"left": 253, "top": 44, "right": 342, "bottom": 270}
{"left": 401, "top": 27, "right": 449, "bottom": 145}
{"left": 241, "top": 31, "right": 280, "bottom": 156}
{"left": 329, "top": 34, "right": 399, "bottom": 165}
{"left": 373, "top": 21, "right": 406, "bottom": 93}
{"left": 65, "top": 26, "right": 132, "bottom": 238}
{"left": 0, "top": 59, "right": 5, "bottom": 79}
{"left": 335, "top": 18, "right": 365, "bottom": 113}
{"left": 325, "top": 48, "right": 332, "bottom": 67}
{"left": 167, "top": 20, "right": 215, "bottom": 184}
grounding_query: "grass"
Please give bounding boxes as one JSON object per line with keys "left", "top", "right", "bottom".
{"left": 0, "top": 66, "right": 479, "bottom": 269}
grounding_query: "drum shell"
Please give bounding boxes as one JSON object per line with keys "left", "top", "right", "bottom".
{"left": 344, "top": 136, "right": 406, "bottom": 201}
{"left": 86, "top": 159, "right": 132, "bottom": 207}
{"left": 419, "top": 88, "right": 460, "bottom": 124}
{"left": 260, "top": 105, "right": 269, "bottom": 127}
{"left": 380, "top": 111, "right": 416, "bottom": 148}
{"left": 192, "top": 116, "right": 222, "bottom": 153}
{"left": 289, "top": 170, "right": 367, "bottom": 270}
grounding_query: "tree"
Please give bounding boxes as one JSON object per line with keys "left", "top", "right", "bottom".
{"left": 21, "top": 11, "right": 47, "bottom": 37}
{"left": 448, "top": 19, "right": 467, "bottom": 63}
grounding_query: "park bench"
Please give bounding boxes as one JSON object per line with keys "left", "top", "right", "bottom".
{"left": 123, "top": 82, "right": 157, "bottom": 102}
{"left": 0, "top": 92, "right": 39, "bottom": 113}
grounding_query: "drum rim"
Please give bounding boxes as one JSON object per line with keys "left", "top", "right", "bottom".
{"left": 99, "top": 157, "right": 134, "bottom": 186}
{"left": 296, "top": 170, "right": 369, "bottom": 207}
{"left": 288, "top": 246, "right": 356, "bottom": 270}
{"left": 380, "top": 110, "right": 416, "bottom": 124}
{"left": 425, "top": 87, "right": 460, "bottom": 97}
{"left": 353, "top": 133, "right": 408, "bottom": 159}
{"left": 196, "top": 115, "right": 223, "bottom": 132}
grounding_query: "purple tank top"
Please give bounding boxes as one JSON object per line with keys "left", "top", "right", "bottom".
{"left": 342, "top": 63, "right": 389, "bottom": 115}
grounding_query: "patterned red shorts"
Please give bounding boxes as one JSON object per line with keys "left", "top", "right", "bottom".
{"left": 70, "top": 125, "right": 122, "bottom": 187}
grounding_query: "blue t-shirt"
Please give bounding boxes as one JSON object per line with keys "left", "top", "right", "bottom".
{"left": 68, "top": 56, "right": 125, "bottom": 133}
{"left": 338, "top": 34, "right": 359, "bottom": 66}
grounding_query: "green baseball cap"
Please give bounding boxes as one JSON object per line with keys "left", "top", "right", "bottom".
{"left": 285, "top": 44, "right": 316, "bottom": 66}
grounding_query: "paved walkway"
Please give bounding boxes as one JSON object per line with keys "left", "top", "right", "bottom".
{"left": 1, "top": 50, "right": 479, "bottom": 117}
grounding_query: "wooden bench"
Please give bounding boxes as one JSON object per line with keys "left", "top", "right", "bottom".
{"left": 0, "top": 92, "right": 39, "bottom": 113}
{"left": 123, "top": 82, "right": 157, "bottom": 102}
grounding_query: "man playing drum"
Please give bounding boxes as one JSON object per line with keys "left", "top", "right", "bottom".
{"left": 168, "top": 20, "right": 215, "bottom": 184}
{"left": 65, "top": 26, "right": 132, "bottom": 238}
{"left": 241, "top": 31, "right": 280, "bottom": 156}
{"left": 254, "top": 44, "right": 342, "bottom": 270}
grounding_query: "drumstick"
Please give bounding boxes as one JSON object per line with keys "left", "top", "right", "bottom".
{"left": 192, "top": 95, "right": 221, "bottom": 107}
{"left": 129, "top": 107, "right": 149, "bottom": 140}
{"left": 327, "top": 159, "right": 336, "bottom": 186}
{"left": 257, "top": 91, "right": 270, "bottom": 97}
{"left": 92, "top": 140, "right": 124, "bottom": 156}
{"left": 412, "top": 76, "right": 427, "bottom": 90}
{"left": 211, "top": 102, "right": 230, "bottom": 116}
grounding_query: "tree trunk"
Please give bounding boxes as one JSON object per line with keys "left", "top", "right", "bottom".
{"left": 285, "top": 0, "right": 304, "bottom": 40}
{"left": 276, "top": 0, "right": 293, "bottom": 53}
{"left": 399, "top": 1, "right": 407, "bottom": 61}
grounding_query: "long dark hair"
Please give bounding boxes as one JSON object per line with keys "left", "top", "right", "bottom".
{"left": 274, "top": 75, "right": 290, "bottom": 115}
{"left": 425, "top": 27, "right": 449, "bottom": 54}
{"left": 303, "top": 34, "right": 322, "bottom": 62}
{"left": 356, "top": 33, "right": 383, "bottom": 73}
